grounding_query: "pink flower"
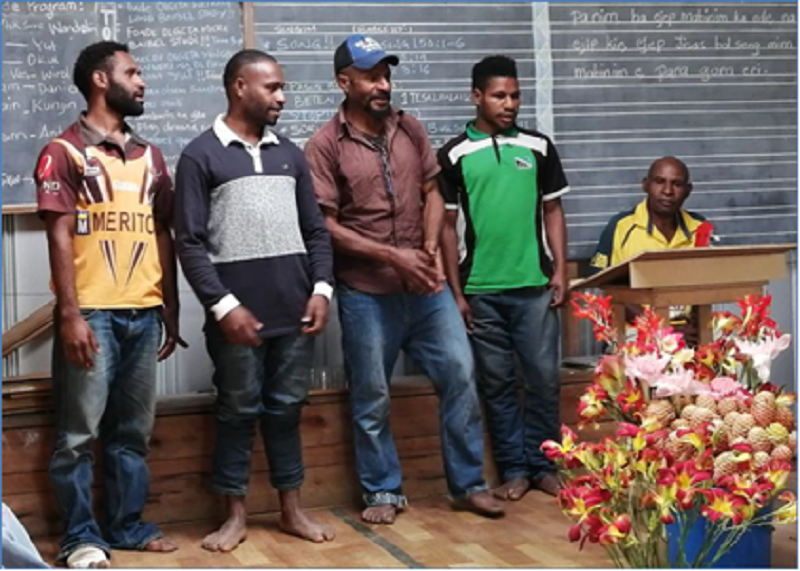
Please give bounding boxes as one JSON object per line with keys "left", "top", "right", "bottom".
{"left": 736, "top": 334, "right": 792, "bottom": 382}
{"left": 660, "top": 333, "right": 683, "bottom": 354}
{"left": 653, "top": 369, "right": 709, "bottom": 398}
{"left": 624, "top": 353, "right": 671, "bottom": 388}
{"left": 709, "top": 377, "right": 745, "bottom": 399}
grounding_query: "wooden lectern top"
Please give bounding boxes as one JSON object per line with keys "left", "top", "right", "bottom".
{"left": 571, "top": 244, "right": 796, "bottom": 291}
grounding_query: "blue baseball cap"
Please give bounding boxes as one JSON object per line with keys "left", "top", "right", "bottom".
{"left": 334, "top": 34, "right": 399, "bottom": 74}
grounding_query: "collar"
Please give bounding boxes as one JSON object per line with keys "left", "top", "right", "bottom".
{"left": 213, "top": 114, "right": 279, "bottom": 147}
{"left": 336, "top": 104, "right": 402, "bottom": 142}
{"left": 465, "top": 121, "right": 518, "bottom": 141}
{"left": 78, "top": 112, "right": 145, "bottom": 148}
{"left": 635, "top": 199, "right": 691, "bottom": 240}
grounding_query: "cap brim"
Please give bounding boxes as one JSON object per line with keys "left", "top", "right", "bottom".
{"left": 351, "top": 53, "right": 399, "bottom": 71}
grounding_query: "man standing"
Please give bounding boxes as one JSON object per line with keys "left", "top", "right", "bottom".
{"left": 36, "top": 41, "right": 181, "bottom": 568}
{"left": 305, "top": 35, "right": 503, "bottom": 525}
{"left": 174, "top": 50, "right": 335, "bottom": 550}
{"left": 439, "top": 56, "right": 569, "bottom": 502}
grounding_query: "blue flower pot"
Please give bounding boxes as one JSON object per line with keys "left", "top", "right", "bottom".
{"left": 666, "top": 514, "right": 773, "bottom": 568}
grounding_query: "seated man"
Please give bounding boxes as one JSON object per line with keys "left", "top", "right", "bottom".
{"left": 588, "top": 157, "right": 714, "bottom": 339}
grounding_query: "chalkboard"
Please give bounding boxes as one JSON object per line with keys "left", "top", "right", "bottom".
{"left": 254, "top": 1, "right": 797, "bottom": 258}
{"left": 1, "top": 1, "right": 242, "bottom": 209}
{"left": 548, "top": 3, "right": 798, "bottom": 257}
{"left": 2, "top": 2, "right": 98, "bottom": 208}
{"left": 2, "top": 2, "right": 796, "bottom": 260}
{"left": 255, "top": 1, "right": 536, "bottom": 150}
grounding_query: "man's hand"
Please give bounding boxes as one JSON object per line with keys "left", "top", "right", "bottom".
{"left": 455, "top": 294, "right": 474, "bottom": 334}
{"left": 219, "top": 306, "right": 263, "bottom": 347}
{"left": 424, "top": 242, "right": 447, "bottom": 291}
{"left": 389, "top": 248, "right": 441, "bottom": 294}
{"left": 301, "top": 295, "right": 329, "bottom": 335}
{"left": 60, "top": 315, "right": 100, "bottom": 369}
{"left": 158, "top": 306, "right": 188, "bottom": 361}
{"left": 549, "top": 268, "right": 568, "bottom": 307}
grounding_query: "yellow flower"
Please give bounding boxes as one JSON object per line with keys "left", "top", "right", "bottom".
{"left": 773, "top": 492, "right": 797, "bottom": 524}
{"left": 672, "top": 348, "right": 695, "bottom": 365}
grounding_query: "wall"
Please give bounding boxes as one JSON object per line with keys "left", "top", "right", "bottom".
{"left": 2, "top": 1, "right": 797, "bottom": 392}
{"left": 3, "top": 213, "right": 795, "bottom": 393}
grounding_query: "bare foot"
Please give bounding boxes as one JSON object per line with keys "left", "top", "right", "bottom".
{"left": 277, "top": 487, "right": 336, "bottom": 542}
{"left": 531, "top": 473, "right": 562, "bottom": 497}
{"left": 361, "top": 505, "right": 397, "bottom": 524}
{"left": 143, "top": 537, "right": 178, "bottom": 553}
{"left": 279, "top": 510, "right": 336, "bottom": 543}
{"left": 202, "top": 518, "right": 247, "bottom": 552}
{"left": 492, "top": 476, "right": 531, "bottom": 501}
{"left": 452, "top": 490, "right": 505, "bottom": 518}
{"left": 202, "top": 498, "right": 248, "bottom": 553}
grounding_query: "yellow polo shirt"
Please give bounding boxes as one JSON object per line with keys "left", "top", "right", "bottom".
{"left": 588, "top": 199, "right": 708, "bottom": 274}
{"left": 588, "top": 199, "right": 712, "bottom": 327}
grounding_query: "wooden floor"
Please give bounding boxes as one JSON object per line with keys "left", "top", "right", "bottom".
{"left": 33, "top": 490, "right": 797, "bottom": 568}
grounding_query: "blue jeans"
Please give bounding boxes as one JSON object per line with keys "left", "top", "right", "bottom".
{"left": 49, "top": 309, "right": 163, "bottom": 562}
{"left": 468, "top": 287, "right": 560, "bottom": 483}
{"left": 338, "top": 284, "right": 487, "bottom": 504}
{"left": 2, "top": 503, "right": 49, "bottom": 568}
{"left": 206, "top": 331, "right": 313, "bottom": 494}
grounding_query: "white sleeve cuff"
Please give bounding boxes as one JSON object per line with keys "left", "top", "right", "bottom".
{"left": 210, "top": 293, "right": 241, "bottom": 321}
{"left": 543, "top": 186, "right": 570, "bottom": 201}
{"left": 313, "top": 281, "right": 334, "bottom": 302}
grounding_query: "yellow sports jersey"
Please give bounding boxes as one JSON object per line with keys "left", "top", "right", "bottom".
{"left": 35, "top": 117, "right": 172, "bottom": 309}
{"left": 588, "top": 199, "right": 710, "bottom": 274}
{"left": 588, "top": 198, "right": 713, "bottom": 326}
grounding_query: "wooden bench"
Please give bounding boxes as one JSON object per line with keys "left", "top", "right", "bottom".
{"left": 3, "top": 370, "right": 608, "bottom": 539}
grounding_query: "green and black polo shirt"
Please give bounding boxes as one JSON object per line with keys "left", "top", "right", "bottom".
{"left": 437, "top": 122, "right": 570, "bottom": 294}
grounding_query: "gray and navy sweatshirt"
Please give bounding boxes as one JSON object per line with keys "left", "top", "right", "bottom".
{"left": 175, "top": 116, "right": 333, "bottom": 339}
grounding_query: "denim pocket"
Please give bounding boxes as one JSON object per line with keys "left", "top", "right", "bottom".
{"left": 79, "top": 308, "right": 99, "bottom": 320}
{"left": 336, "top": 282, "right": 357, "bottom": 297}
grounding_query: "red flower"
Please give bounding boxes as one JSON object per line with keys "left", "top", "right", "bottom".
{"left": 613, "top": 514, "right": 631, "bottom": 535}
{"left": 738, "top": 294, "right": 778, "bottom": 338}
{"left": 598, "top": 516, "right": 631, "bottom": 546}
{"left": 616, "top": 423, "right": 643, "bottom": 438}
{"left": 700, "top": 489, "right": 748, "bottom": 524}
{"left": 578, "top": 384, "right": 610, "bottom": 427}
{"left": 572, "top": 292, "right": 617, "bottom": 345}
{"left": 616, "top": 380, "right": 646, "bottom": 415}
{"left": 695, "top": 221, "right": 714, "bottom": 247}
{"left": 568, "top": 523, "right": 582, "bottom": 543}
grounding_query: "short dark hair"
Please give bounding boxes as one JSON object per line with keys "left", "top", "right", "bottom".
{"left": 647, "top": 156, "right": 691, "bottom": 182}
{"left": 472, "top": 55, "right": 518, "bottom": 91}
{"left": 73, "top": 41, "right": 129, "bottom": 101}
{"left": 223, "top": 49, "right": 277, "bottom": 95}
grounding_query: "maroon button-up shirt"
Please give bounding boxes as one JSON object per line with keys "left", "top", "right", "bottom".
{"left": 305, "top": 106, "right": 440, "bottom": 294}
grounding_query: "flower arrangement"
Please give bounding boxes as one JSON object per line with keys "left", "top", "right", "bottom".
{"left": 543, "top": 293, "right": 797, "bottom": 567}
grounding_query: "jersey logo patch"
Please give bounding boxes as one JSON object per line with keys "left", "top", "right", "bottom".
{"left": 514, "top": 156, "right": 532, "bottom": 170}
{"left": 37, "top": 154, "right": 54, "bottom": 180}
{"left": 590, "top": 252, "right": 608, "bottom": 269}
{"left": 41, "top": 180, "right": 60, "bottom": 193}
{"left": 76, "top": 210, "right": 91, "bottom": 236}
{"left": 84, "top": 157, "right": 101, "bottom": 177}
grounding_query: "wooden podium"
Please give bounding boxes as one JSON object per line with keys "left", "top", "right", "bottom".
{"left": 571, "top": 245, "right": 796, "bottom": 344}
